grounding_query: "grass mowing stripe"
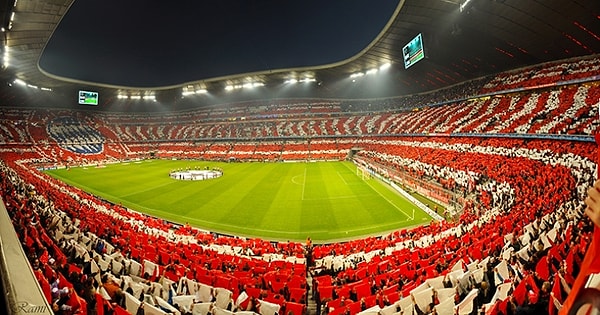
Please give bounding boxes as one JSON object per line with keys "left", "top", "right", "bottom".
{"left": 45, "top": 160, "right": 433, "bottom": 242}
{"left": 301, "top": 166, "right": 307, "bottom": 200}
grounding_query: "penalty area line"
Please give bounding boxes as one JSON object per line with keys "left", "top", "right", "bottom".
{"left": 364, "top": 180, "right": 413, "bottom": 220}
{"left": 337, "top": 171, "right": 349, "bottom": 185}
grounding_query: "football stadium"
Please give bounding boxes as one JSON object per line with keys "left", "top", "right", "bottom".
{"left": 0, "top": 1, "right": 599, "bottom": 315}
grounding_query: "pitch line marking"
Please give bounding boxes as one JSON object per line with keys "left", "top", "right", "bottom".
{"left": 337, "top": 171, "right": 349, "bottom": 185}
{"left": 291, "top": 174, "right": 303, "bottom": 185}
{"left": 364, "top": 180, "right": 413, "bottom": 220}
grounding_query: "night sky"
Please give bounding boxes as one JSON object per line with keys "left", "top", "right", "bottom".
{"left": 39, "top": 0, "right": 399, "bottom": 88}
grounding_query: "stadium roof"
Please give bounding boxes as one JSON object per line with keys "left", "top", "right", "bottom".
{"left": 0, "top": 0, "right": 599, "bottom": 103}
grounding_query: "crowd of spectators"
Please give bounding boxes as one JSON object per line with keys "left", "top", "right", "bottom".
{"left": 0, "top": 54, "right": 599, "bottom": 315}
{"left": 1, "top": 131, "right": 597, "bottom": 315}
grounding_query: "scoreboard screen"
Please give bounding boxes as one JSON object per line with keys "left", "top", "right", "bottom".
{"left": 402, "top": 33, "right": 425, "bottom": 69}
{"left": 78, "top": 90, "right": 99, "bottom": 105}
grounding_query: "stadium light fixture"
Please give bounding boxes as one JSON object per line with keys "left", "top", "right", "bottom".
{"left": 14, "top": 78, "right": 25, "bottom": 86}
{"left": 117, "top": 94, "right": 128, "bottom": 99}
{"left": 130, "top": 95, "right": 141, "bottom": 100}
{"left": 3, "top": 45, "right": 9, "bottom": 68}
{"left": 299, "top": 78, "right": 316, "bottom": 83}
{"left": 350, "top": 72, "right": 364, "bottom": 78}
{"left": 459, "top": 0, "right": 473, "bottom": 12}
{"left": 225, "top": 81, "right": 263, "bottom": 91}
{"left": 379, "top": 62, "right": 391, "bottom": 70}
{"left": 41, "top": 87, "right": 52, "bottom": 91}
{"left": 27, "top": 84, "right": 38, "bottom": 89}
{"left": 366, "top": 68, "right": 378, "bottom": 75}
{"left": 285, "top": 79, "right": 298, "bottom": 84}
{"left": 142, "top": 95, "right": 155, "bottom": 101}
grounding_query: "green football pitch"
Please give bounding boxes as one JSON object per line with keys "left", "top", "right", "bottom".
{"left": 45, "top": 160, "right": 434, "bottom": 242}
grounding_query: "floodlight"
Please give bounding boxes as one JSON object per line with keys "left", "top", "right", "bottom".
{"left": 379, "top": 63, "right": 391, "bottom": 70}
{"left": 460, "top": 0, "right": 473, "bottom": 12}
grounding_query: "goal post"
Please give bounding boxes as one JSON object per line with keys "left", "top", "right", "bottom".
{"left": 356, "top": 166, "right": 371, "bottom": 180}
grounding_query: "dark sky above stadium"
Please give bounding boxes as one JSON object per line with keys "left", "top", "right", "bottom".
{"left": 39, "top": 0, "right": 399, "bottom": 88}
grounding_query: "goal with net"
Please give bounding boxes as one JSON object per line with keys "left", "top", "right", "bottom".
{"left": 356, "top": 167, "right": 372, "bottom": 180}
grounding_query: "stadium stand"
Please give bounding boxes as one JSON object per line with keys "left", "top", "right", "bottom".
{"left": 1, "top": 55, "right": 599, "bottom": 315}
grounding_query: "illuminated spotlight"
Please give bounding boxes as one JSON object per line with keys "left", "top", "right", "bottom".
{"left": 299, "top": 78, "right": 316, "bottom": 83}
{"left": 143, "top": 95, "right": 156, "bottom": 101}
{"left": 182, "top": 91, "right": 195, "bottom": 96}
{"left": 195, "top": 89, "right": 207, "bottom": 94}
{"left": 10, "top": 12, "right": 15, "bottom": 22}
{"left": 225, "top": 85, "right": 234, "bottom": 91}
{"left": 350, "top": 72, "right": 364, "bottom": 78}
{"left": 117, "top": 94, "right": 128, "bottom": 99}
{"left": 41, "top": 87, "right": 52, "bottom": 91}
{"left": 27, "top": 84, "right": 38, "bottom": 89}
{"left": 460, "top": 0, "right": 473, "bottom": 12}
{"left": 237, "top": 82, "right": 264, "bottom": 88}
{"left": 3, "top": 46, "right": 9, "bottom": 68}
{"left": 379, "top": 62, "right": 391, "bottom": 70}
{"left": 366, "top": 68, "right": 378, "bottom": 75}
{"left": 130, "top": 95, "right": 141, "bottom": 100}
{"left": 285, "top": 79, "right": 298, "bottom": 84}
{"left": 14, "top": 78, "right": 25, "bottom": 86}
